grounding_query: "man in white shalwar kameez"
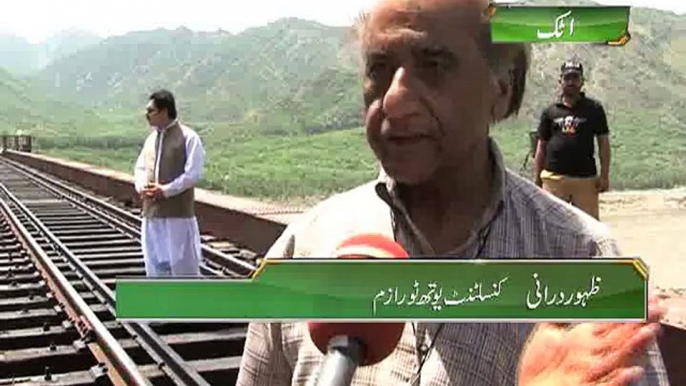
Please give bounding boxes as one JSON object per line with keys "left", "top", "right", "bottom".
{"left": 133, "top": 89, "right": 206, "bottom": 277}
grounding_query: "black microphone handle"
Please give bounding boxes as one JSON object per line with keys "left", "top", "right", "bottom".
{"left": 314, "top": 335, "right": 366, "bottom": 386}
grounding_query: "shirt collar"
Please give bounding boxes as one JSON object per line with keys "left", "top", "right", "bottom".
{"left": 556, "top": 92, "right": 586, "bottom": 107}
{"left": 374, "top": 136, "right": 507, "bottom": 242}
{"left": 155, "top": 118, "right": 179, "bottom": 132}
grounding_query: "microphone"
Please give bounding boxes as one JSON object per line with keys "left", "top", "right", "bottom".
{"left": 308, "top": 234, "right": 408, "bottom": 386}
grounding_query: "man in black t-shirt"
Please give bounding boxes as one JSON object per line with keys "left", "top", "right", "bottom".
{"left": 533, "top": 61, "right": 611, "bottom": 220}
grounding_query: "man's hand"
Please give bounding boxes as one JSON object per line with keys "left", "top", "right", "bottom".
{"left": 518, "top": 296, "right": 665, "bottom": 386}
{"left": 143, "top": 183, "right": 165, "bottom": 201}
{"left": 597, "top": 176, "right": 609, "bottom": 193}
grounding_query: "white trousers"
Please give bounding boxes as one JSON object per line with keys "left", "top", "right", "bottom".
{"left": 141, "top": 216, "right": 202, "bottom": 277}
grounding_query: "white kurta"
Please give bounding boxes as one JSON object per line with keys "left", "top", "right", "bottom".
{"left": 133, "top": 120, "right": 206, "bottom": 277}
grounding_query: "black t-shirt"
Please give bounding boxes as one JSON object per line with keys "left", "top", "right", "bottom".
{"left": 537, "top": 93, "right": 609, "bottom": 177}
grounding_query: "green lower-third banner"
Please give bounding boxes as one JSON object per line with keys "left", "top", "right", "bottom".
{"left": 115, "top": 259, "right": 648, "bottom": 322}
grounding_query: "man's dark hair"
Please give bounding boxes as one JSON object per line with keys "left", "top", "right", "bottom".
{"left": 149, "top": 89, "right": 178, "bottom": 119}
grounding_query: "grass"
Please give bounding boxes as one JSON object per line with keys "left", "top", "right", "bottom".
{"left": 39, "top": 128, "right": 379, "bottom": 206}
{"left": 37, "top": 111, "right": 686, "bottom": 208}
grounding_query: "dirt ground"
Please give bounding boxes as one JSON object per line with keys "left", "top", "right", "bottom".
{"left": 599, "top": 188, "right": 686, "bottom": 328}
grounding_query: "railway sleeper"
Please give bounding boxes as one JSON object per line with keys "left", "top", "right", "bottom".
{"left": 33, "top": 224, "right": 105, "bottom": 232}
{"left": 0, "top": 320, "right": 80, "bottom": 350}
{"left": 0, "top": 254, "right": 25, "bottom": 265}
{"left": 0, "top": 244, "right": 22, "bottom": 254}
{"left": 29, "top": 203, "right": 82, "bottom": 208}
{"left": 85, "top": 267, "right": 146, "bottom": 279}
{"left": 69, "top": 246, "right": 142, "bottom": 255}
{"left": 64, "top": 239, "right": 141, "bottom": 250}
{"left": 33, "top": 207, "right": 90, "bottom": 213}
{"left": 52, "top": 228, "right": 116, "bottom": 236}
{"left": 40, "top": 221, "right": 103, "bottom": 228}
{"left": 57, "top": 233, "right": 129, "bottom": 243}
{"left": 55, "top": 260, "right": 143, "bottom": 273}
{"left": 0, "top": 281, "right": 47, "bottom": 298}
{"left": 152, "top": 322, "right": 248, "bottom": 335}
{"left": 82, "top": 258, "right": 145, "bottom": 270}
{"left": 0, "top": 293, "right": 54, "bottom": 313}
{"left": 0, "top": 270, "right": 41, "bottom": 285}
{"left": 160, "top": 330, "right": 247, "bottom": 360}
{"left": 72, "top": 251, "right": 144, "bottom": 261}
{"left": 0, "top": 305, "right": 66, "bottom": 330}
{"left": 0, "top": 229, "right": 18, "bottom": 240}
{"left": 155, "top": 356, "right": 242, "bottom": 386}
{"left": 0, "top": 238, "right": 20, "bottom": 247}
{"left": 36, "top": 214, "right": 94, "bottom": 221}
{"left": 0, "top": 363, "right": 114, "bottom": 386}
{"left": 63, "top": 276, "right": 120, "bottom": 293}
{"left": 39, "top": 221, "right": 106, "bottom": 229}
{"left": 0, "top": 339, "right": 105, "bottom": 378}
{"left": 0, "top": 256, "right": 31, "bottom": 268}
{"left": 0, "top": 262, "right": 35, "bottom": 275}
{"left": 0, "top": 319, "right": 129, "bottom": 351}
{"left": 8, "top": 195, "right": 57, "bottom": 202}
{"left": 12, "top": 200, "right": 61, "bottom": 207}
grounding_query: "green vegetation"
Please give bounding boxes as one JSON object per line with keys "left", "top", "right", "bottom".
{"left": 1, "top": 0, "right": 685, "bottom": 205}
{"left": 43, "top": 128, "right": 379, "bottom": 205}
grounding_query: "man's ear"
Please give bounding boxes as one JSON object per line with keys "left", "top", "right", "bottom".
{"left": 491, "top": 71, "right": 513, "bottom": 123}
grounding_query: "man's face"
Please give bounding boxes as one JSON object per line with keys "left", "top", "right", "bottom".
{"left": 145, "top": 100, "right": 166, "bottom": 128}
{"left": 362, "top": 0, "right": 500, "bottom": 185}
{"left": 560, "top": 71, "right": 583, "bottom": 96}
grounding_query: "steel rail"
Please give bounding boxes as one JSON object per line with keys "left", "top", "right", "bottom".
{"left": 2, "top": 163, "right": 223, "bottom": 277}
{"left": 1, "top": 156, "right": 256, "bottom": 276}
{"left": 0, "top": 183, "right": 214, "bottom": 386}
{"left": 0, "top": 184, "right": 152, "bottom": 386}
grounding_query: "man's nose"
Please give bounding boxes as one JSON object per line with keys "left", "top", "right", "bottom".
{"left": 382, "top": 67, "right": 419, "bottom": 118}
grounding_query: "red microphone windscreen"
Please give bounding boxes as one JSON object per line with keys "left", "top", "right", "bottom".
{"left": 308, "top": 234, "right": 407, "bottom": 366}
{"left": 334, "top": 234, "right": 409, "bottom": 259}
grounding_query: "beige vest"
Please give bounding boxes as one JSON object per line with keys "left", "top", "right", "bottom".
{"left": 142, "top": 122, "right": 195, "bottom": 218}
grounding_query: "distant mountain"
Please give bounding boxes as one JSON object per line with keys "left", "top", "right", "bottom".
{"left": 0, "top": 66, "right": 126, "bottom": 138}
{"left": 34, "top": 19, "right": 360, "bottom": 132}
{"left": 0, "top": 35, "right": 40, "bottom": 76}
{"left": 28, "top": 2, "right": 686, "bottom": 139}
{"left": 38, "top": 29, "right": 103, "bottom": 68}
{"left": 0, "top": 29, "right": 101, "bottom": 76}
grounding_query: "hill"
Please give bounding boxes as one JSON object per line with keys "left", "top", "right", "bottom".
{"left": 30, "top": 1, "right": 686, "bottom": 134}
{"left": 0, "top": 66, "right": 125, "bottom": 137}
{"left": 0, "top": 29, "right": 101, "bottom": 76}
{"left": 34, "top": 19, "right": 362, "bottom": 134}
{"left": 3, "top": 0, "right": 686, "bottom": 202}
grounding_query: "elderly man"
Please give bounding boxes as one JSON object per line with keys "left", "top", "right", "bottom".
{"left": 237, "top": 0, "right": 669, "bottom": 385}
{"left": 133, "top": 89, "right": 206, "bottom": 277}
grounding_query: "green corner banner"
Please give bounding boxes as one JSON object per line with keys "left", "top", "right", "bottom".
{"left": 115, "top": 259, "right": 647, "bottom": 322}
{"left": 489, "top": 5, "right": 631, "bottom": 45}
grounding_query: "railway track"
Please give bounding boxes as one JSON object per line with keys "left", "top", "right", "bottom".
{"left": 0, "top": 156, "right": 261, "bottom": 269}
{"left": 0, "top": 158, "right": 258, "bottom": 385}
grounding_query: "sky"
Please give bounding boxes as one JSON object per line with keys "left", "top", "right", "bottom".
{"left": 0, "top": 0, "right": 683, "bottom": 44}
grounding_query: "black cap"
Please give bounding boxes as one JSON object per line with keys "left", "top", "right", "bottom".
{"left": 561, "top": 61, "right": 583, "bottom": 75}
